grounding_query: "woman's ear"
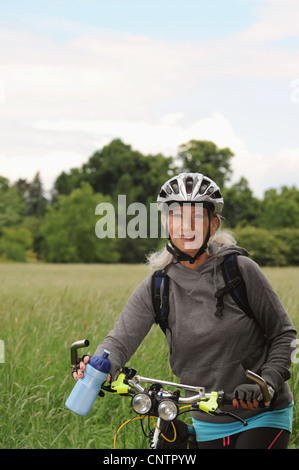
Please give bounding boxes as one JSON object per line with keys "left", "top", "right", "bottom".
{"left": 210, "top": 214, "right": 220, "bottom": 235}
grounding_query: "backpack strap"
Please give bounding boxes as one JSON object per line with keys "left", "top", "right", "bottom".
{"left": 152, "top": 269, "right": 170, "bottom": 334}
{"left": 152, "top": 254, "right": 254, "bottom": 331}
{"left": 215, "top": 253, "right": 254, "bottom": 318}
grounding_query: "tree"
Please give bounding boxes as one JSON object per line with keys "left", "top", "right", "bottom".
{"left": 0, "top": 176, "right": 26, "bottom": 230}
{"left": 177, "top": 140, "right": 234, "bottom": 188}
{"left": 222, "top": 177, "right": 261, "bottom": 228}
{"left": 52, "top": 168, "right": 85, "bottom": 199}
{"left": 0, "top": 226, "right": 33, "bottom": 262}
{"left": 15, "top": 172, "right": 48, "bottom": 216}
{"left": 53, "top": 139, "right": 173, "bottom": 205}
{"left": 234, "top": 226, "right": 288, "bottom": 266}
{"left": 41, "top": 183, "right": 120, "bottom": 263}
{"left": 256, "top": 186, "right": 299, "bottom": 229}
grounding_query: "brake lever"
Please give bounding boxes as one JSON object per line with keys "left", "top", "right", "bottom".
{"left": 213, "top": 408, "right": 248, "bottom": 426}
{"left": 101, "top": 371, "right": 131, "bottom": 395}
{"left": 101, "top": 383, "right": 117, "bottom": 394}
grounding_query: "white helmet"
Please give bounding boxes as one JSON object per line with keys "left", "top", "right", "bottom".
{"left": 157, "top": 172, "right": 224, "bottom": 213}
{"left": 157, "top": 173, "right": 224, "bottom": 264}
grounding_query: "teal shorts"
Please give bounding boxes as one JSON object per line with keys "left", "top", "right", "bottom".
{"left": 192, "top": 402, "right": 293, "bottom": 442}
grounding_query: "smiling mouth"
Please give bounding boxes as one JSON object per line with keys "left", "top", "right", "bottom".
{"left": 178, "top": 235, "right": 196, "bottom": 242}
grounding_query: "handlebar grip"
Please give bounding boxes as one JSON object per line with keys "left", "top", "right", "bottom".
{"left": 70, "top": 339, "right": 90, "bottom": 369}
{"left": 220, "top": 370, "right": 272, "bottom": 408}
{"left": 220, "top": 368, "right": 272, "bottom": 408}
{"left": 245, "top": 370, "right": 272, "bottom": 408}
{"left": 218, "top": 371, "right": 273, "bottom": 408}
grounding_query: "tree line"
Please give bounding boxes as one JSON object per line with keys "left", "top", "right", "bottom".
{"left": 1, "top": 138, "right": 299, "bottom": 266}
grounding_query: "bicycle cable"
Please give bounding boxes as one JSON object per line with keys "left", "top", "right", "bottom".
{"left": 150, "top": 417, "right": 177, "bottom": 443}
{"left": 113, "top": 415, "right": 178, "bottom": 448}
{"left": 113, "top": 416, "right": 145, "bottom": 449}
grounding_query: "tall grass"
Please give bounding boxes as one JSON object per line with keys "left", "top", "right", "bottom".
{"left": 0, "top": 263, "right": 298, "bottom": 449}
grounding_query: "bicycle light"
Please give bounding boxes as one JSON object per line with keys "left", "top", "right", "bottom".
{"left": 158, "top": 399, "right": 178, "bottom": 421}
{"left": 132, "top": 393, "right": 152, "bottom": 415}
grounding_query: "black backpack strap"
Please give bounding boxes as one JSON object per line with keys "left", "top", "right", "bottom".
{"left": 215, "top": 253, "right": 254, "bottom": 318}
{"left": 152, "top": 269, "right": 170, "bottom": 334}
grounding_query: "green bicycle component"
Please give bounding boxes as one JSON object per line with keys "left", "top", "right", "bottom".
{"left": 198, "top": 391, "right": 219, "bottom": 415}
{"left": 110, "top": 373, "right": 130, "bottom": 394}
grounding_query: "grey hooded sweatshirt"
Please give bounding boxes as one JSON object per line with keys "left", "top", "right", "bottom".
{"left": 95, "top": 244, "right": 297, "bottom": 423}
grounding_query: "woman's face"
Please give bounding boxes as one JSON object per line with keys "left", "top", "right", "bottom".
{"left": 167, "top": 205, "right": 219, "bottom": 256}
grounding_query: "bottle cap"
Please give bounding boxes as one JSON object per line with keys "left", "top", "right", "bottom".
{"left": 89, "top": 351, "right": 111, "bottom": 373}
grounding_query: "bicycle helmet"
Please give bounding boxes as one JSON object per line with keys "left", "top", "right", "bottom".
{"left": 157, "top": 173, "right": 224, "bottom": 264}
{"left": 157, "top": 172, "right": 224, "bottom": 213}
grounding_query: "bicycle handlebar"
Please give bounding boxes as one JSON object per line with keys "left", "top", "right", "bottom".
{"left": 68, "top": 339, "right": 272, "bottom": 427}
{"left": 121, "top": 368, "right": 271, "bottom": 426}
{"left": 70, "top": 339, "right": 90, "bottom": 372}
{"left": 127, "top": 369, "right": 271, "bottom": 408}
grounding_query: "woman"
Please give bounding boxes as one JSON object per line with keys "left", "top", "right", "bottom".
{"left": 74, "top": 172, "right": 296, "bottom": 449}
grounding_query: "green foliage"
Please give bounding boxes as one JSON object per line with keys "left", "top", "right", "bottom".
{"left": 0, "top": 174, "right": 47, "bottom": 262}
{"left": 255, "top": 186, "right": 299, "bottom": 229}
{"left": 51, "top": 139, "right": 173, "bottom": 262}
{"left": 15, "top": 172, "right": 48, "bottom": 217}
{"left": 222, "top": 177, "right": 261, "bottom": 228}
{"left": 0, "top": 177, "right": 26, "bottom": 230}
{"left": 233, "top": 226, "right": 299, "bottom": 267}
{"left": 178, "top": 139, "right": 233, "bottom": 188}
{"left": 273, "top": 228, "right": 299, "bottom": 266}
{"left": 22, "top": 216, "right": 45, "bottom": 260}
{"left": 41, "top": 183, "right": 120, "bottom": 263}
{"left": 54, "top": 139, "right": 173, "bottom": 206}
{"left": 0, "top": 226, "right": 33, "bottom": 262}
{"left": 1, "top": 138, "right": 299, "bottom": 265}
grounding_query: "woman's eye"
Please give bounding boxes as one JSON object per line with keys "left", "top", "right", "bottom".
{"left": 171, "top": 212, "right": 204, "bottom": 220}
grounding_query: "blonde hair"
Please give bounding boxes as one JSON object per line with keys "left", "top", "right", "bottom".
{"left": 146, "top": 214, "right": 236, "bottom": 272}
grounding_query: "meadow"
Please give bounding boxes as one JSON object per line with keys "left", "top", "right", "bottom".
{"left": 0, "top": 262, "right": 298, "bottom": 449}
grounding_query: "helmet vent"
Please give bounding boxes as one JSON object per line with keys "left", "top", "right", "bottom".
{"left": 211, "top": 190, "right": 222, "bottom": 199}
{"left": 198, "top": 179, "right": 210, "bottom": 194}
{"left": 186, "top": 177, "right": 193, "bottom": 194}
{"left": 170, "top": 179, "right": 179, "bottom": 194}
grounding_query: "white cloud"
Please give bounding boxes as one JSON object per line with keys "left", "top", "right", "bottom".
{"left": 33, "top": 112, "right": 245, "bottom": 155}
{"left": 0, "top": 151, "right": 87, "bottom": 195}
{"left": 241, "top": 0, "right": 299, "bottom": 44}
{"left": 0, "top": 0, "right": 299, "bottom": 199}
{"left": 32, "top": 111, "right": 299, "bottom": 198}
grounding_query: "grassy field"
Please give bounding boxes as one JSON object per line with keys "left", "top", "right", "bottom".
{"left": 0, "top": 262, "right": 298, "bottom": 449}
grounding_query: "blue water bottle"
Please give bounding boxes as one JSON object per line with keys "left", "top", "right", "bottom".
{"left": 65, "top": 350, "right": 111, "bottom": 416}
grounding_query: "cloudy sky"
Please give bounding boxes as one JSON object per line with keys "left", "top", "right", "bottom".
{"left": 1, "top": 0, "right": 299, "bottom": 198}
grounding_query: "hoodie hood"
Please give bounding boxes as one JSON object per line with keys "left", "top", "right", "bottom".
{"left": 165, "top": 243, "right": 249, "bottom": 297}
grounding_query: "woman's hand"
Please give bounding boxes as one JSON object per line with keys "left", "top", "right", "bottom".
{"left": 232, "top": 384, "right": 262, "bottom": 410}
{"left": 72, "top": 354, "right": 90, "bottom": 380}
{"left": 72, "top": 355, "right": 111, "bottom": 383}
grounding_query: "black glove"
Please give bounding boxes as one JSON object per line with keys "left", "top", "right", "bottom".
{"left": 71, "top": 354, "right": 91, "bottom": 379}
{"left": 233, "top": 383, "right": 275, "bottom": 406}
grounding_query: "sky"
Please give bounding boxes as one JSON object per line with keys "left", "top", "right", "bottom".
{"left": 0, "top": 0, "right": 299, "bottom": 198}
